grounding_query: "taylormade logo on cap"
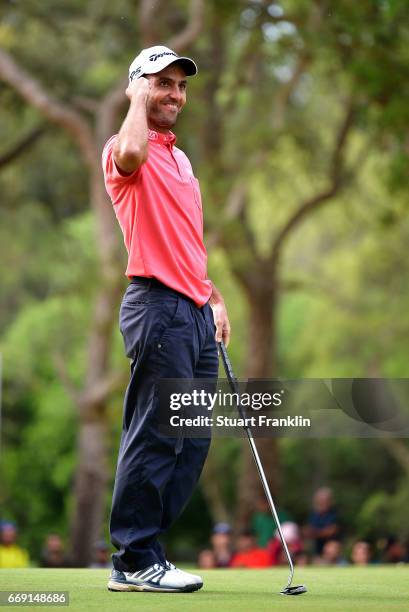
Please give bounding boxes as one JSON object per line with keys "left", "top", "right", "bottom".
{"left": 129, "top": 45, "right": 198, "bottom": 83}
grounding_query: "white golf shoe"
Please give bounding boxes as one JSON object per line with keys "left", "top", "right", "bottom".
{"left": 107, "top": 563, "right": 202, "bottom": 593}
{"left": 164, "top": 560, "right": 203, "bottom": 588}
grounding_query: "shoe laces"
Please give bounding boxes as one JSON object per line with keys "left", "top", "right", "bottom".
{"left": 164, "top": 560, "right": 177, "bottom": 571}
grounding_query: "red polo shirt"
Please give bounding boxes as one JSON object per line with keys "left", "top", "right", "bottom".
{"left": 102, "top": 129, "right": 212, "bottom": 307}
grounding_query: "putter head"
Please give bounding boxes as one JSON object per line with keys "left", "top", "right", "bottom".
{"left": 280, "top": 585, "right": 307, "bottom": 596}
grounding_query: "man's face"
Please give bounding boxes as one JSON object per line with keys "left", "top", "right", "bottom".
{"left": 1, "top": 525, "right": 17, "bottom": 545}
{"left": 211, "top": 532, "right": 231, "bottom": 549}
{"left": 323, "top": 540, "right": 341, "bottom": 562}
{"left": 314, "top": 488, "right": 332, "bottom": 513}
{"left": 146, "top": 64, "right": 187, "bottom": 132}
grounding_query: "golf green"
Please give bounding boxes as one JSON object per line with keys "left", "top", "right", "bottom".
{"left": 0, "top": 566, "right": 408, "bottom": 611}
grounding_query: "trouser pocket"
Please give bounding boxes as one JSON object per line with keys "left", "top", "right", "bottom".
{"left": 119, "top": 294, "right": 180, "bottom": 360}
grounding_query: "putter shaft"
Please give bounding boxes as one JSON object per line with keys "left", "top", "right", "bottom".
{"left": 219, "top": 342, "right": 301, "bottom": 593}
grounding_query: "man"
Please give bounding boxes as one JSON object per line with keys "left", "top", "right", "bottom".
{"left": 40, "top": 534, "right": 69, "bottom": 568}
{"left": 102, "top": 45, "right": 230, "bottom": 593}
{"left": 210, "top": 522, "right": 233, "bottom": 567}
{"left": 351, "top": 540, "right": 372, "bottom": 565}
{"left": 318, "top": 539, "right": 347, "bottom": 566}
{"left": 88, "top": 540, "right": 113, "bottom": 569}
{"left": 0, "top": 522, "right": 29, "bottom": 569}
{"left": 307, "top": 487, "right": 340, "bottom": 556}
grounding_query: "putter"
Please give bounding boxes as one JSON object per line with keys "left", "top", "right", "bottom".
{"left": 218, "top": 341, "right": 307, "bottom": 596}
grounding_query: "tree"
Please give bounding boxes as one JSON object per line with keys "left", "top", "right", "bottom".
{"left": 192, "top": 0, "right": 408, "bottom": 528}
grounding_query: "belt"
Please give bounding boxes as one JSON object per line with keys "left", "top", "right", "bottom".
{"left": 130, "top": 276, "right": 200, "bottom": 308}
{"left": 130, "top": 276, "right": 169, "bottom": 290}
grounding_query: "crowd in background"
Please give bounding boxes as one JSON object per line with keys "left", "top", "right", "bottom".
{"left": 197, "top": 487, "right": 409, "bottom": 569}
{"left": 1, "top": 487, "right": 408, "bottom": 569}
{"left": 0, "top": 523, "right": 112, "bottom": 569}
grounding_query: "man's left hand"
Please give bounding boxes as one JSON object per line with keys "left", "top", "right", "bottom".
{"left": 211, "top": 301, "right": 231, "bottom": 347}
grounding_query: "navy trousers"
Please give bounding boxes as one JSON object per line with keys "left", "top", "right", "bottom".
{"left": 109, "top": 278, "right": 218, "bottom": 572}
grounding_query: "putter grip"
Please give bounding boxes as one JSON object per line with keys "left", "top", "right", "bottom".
{"left": 219, "top": 341, "right": 240, "bottom": 395}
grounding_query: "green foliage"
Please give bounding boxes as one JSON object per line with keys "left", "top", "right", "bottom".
{"left": 357, "top": 481, "right": 409, "bottom": 541}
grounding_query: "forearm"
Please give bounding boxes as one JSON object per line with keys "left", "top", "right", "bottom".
{"left": 114, "top": 91, "right": 149, "bottom": 172}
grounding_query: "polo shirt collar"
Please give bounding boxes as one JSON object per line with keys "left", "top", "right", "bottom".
{"left": 148, "top": 129, "right": 176, "bottom": 147}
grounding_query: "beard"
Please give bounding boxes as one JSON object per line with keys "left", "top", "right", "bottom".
{"left": 147, "top": 100, "right": 179, "bottom": 130}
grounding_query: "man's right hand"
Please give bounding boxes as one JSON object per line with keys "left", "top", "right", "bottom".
{"left": 125, "top": 76, "right": 150, "bottom": 101}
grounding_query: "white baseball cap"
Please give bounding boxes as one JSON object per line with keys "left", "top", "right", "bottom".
{"left": 128, "top": 45, "right": 198, "bottom": 83}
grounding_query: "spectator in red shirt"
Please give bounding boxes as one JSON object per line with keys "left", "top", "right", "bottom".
{"left": 230, "top": 531, "right": 271, "bottom": 569}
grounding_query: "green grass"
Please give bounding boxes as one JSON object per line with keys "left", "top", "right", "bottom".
{"left": 0, "top": 566, "right": 408, "bottom": 611}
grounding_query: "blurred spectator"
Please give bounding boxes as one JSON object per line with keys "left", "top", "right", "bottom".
{"left": 268, "top": 522, "right": 304, "bottom": 566}
{"left": 307, "top": 487, "right": 340, "bottom": 555}
{"left": 251, "top": 496, "right": 291, "bottom": 548}
{"left": 197, "top": 549, "right": 217, "bottom": 569}
{"left": 380, "top": 537, "right": 408, "bottom": 564}
{"left": 211, "top": 522, "right": 233, "bottom": 568}
{"left": 230, "top": 531, "right": 270, "bottom": 568}
{"left": 88, "top": 540, "right": 112, "bottom": 569}
{"left": 351, "top": 540, "right": 372, "bottom": 565}
{"left": 40, "top": 534, "right": 69, "bottom": 568}
{"left": 318, "top": 539, "right": 348, "bottom": 566}
{"left": 293, "top": 551, "right": 310, "bottom": 566}
{"left": 0, "top": 521, "right": 30, "bottom": 568}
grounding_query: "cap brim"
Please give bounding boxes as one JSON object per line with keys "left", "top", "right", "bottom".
{"left": 143, "top": 56, "right": 198, "bottom": 77}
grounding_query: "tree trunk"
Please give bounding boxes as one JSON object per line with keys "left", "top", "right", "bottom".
{"left": 234, "top": 271, "right": 281, "bottom": 533}
{"left": 200, "top": 443, "right": 231, "bottom": 523}
{"left": 70, "top": 420, "right": 109, "bottom": 566}
{"left": 68, "top": 136, "right": 125, "bottom": 567}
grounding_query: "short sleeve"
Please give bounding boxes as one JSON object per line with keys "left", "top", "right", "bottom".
{"left": 101, "top": 135, "right": 140, "bottom": 204}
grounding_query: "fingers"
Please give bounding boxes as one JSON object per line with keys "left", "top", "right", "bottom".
{"left": 214, "top": 318, "right": 231, "bottom": 347}
{"left": 215, "top": 318, "right": 223, "bottom": 344}
{"left": 223, "top": 324, "right": 231, "bottom": 347}
{"left": 211, "top": 303, "right": 231, "bottom": 347}
{"left": 125, "top": 76, "right": 150, "bottom": 100}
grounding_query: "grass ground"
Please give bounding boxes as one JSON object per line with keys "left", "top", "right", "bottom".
{"left": 0, "top": 566, "right": 408, "bottom": 611}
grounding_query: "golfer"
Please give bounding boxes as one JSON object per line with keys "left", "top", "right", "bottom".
{"left": 102, "top": 45, "right": 230, "bottom": 593}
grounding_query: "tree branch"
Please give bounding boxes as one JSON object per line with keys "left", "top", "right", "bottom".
{"left": 78, "top": 371, "right": 127, "bottom": 411}
{"left": 271, "top": 1, "right": 323, "bottom": 130}
{"left": 52, "top": 352, "right": 81, "bottom": 409}
{"left": 221, "top": 181, "right": 261, "bottom": 263}
{"left": 97, "top": 76, "right": 128, "bottom": 147}
{"left": 0, "top": 49, "right": 96, "bottom": 169}
{"left": 71, "top": 96, "right": 99, "bottom": 114}
{"left": 224, "top": 181, "right": 247, "bottom": 219}
{"left": 271, "top": 52, "right": 311, "bottom": 130}
{"left": 381, "top": 438, "right": 409, "bottom": 475}
{"left": 271, "top": 99, "right": 356, "bottom": 263}
{"left": 280, "top": 276, "right": 361, "bottom": 312}
{"left": 166, "top": 0, "right": 205, "bottom": 53}
{"left": 139, "top": 0, "right": 166, "bottom": 46}
{"left": 0, "top": 124, "right": 46, "bottom": 168}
